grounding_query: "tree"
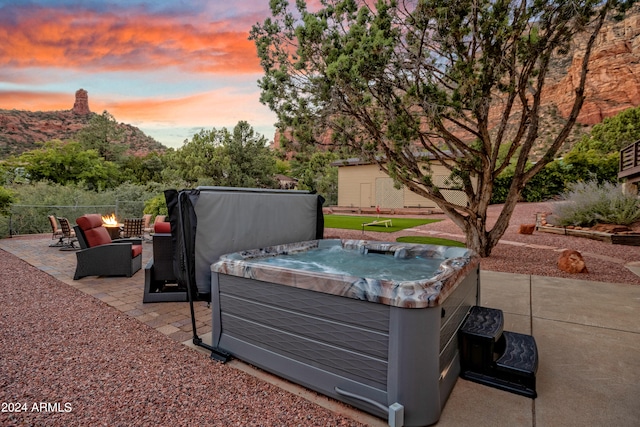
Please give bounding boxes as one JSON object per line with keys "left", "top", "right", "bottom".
{"left": 166, "top": 121, "right": 278, "bottom": 188}
{"left": 222, "top": 121, "right": 278, "bottom": 188}
{"left": 573, "top": 105, "right": 640, "bottom": 154}
{"left": 8, "top": 140, "right": 121, "bottom": 190}
{"left": 0, "top": 185, "right": 15, "bottom": 216}
{"left": 76, "top": 110, "right": 127, "bottom": 162}
{"left": 251, "top": 0, "right": 634, "bottom": 256}
{"left": 164, "top": 128, "right": 227, "bottom": 184}
{"left": 290, "top": 150, "right": 339, "bottom": 204}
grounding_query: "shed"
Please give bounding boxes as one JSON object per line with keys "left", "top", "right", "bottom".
{"left": 332, "top": 156, "right": 470, "bottom": 209}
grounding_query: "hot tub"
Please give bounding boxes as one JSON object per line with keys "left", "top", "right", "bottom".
{"left": 210, "top": 239, "right": 480, "bottom": 427}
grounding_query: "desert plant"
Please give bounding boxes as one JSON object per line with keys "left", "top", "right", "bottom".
{"left": 551, "top": 181, "right": 640, "bottom": 227}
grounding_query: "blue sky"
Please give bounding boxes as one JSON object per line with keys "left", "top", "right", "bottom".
{"left": 0, "top": 0, "right": 288, "bottom": 148}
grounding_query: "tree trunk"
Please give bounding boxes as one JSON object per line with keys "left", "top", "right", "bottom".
{"left": 463, "top": 221, "right": 489, "bottom": 257}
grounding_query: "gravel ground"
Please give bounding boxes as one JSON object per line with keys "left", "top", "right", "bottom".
{"left": 0, "top": 250, "right": 366, "bottom": 427}
{"left": 326, "top": 201, "right": 640, "bottom": 286}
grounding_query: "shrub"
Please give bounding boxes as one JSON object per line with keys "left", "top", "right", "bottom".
{"left": 551, "top": 181, "right": 640, "bottom": 227}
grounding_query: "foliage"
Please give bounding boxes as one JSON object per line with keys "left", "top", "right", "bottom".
{"left": 3, "top": 140, "right": 121, "bottom": 190}
{"left": 491, "top": 161, "right": 566, "bottom": 204}
{"left": 551, "top": 181, "right": 640, "bottom": 227}
{"left": 560, "top": 150, "right": 619, "bottom": 183}
{"left": 0, "top": 185, "right": 15, "bottom": 216}
{"left": 3, "top": 181, "right": 166, "bottom": 235}
{"left": 144, "top": 193, "right": 169, "bottom": 217}
{"left": 224, "top": 121, "right": 278, "bottom": 188}
{"left": 251, "top": 0, "right": 633, "bottom": 256}
{"left": 166, "top": 121, "right": 278, "bottom": 188}
{"left": 395, "top": 235, "right": 466, "bottom": 248}
{"left": 290, "top": 150, "right": 339, "bottom": 204}
{"left": 324, "top": 214, "right": 438, "bottom": 233}
{"left": 76, "top": 111, "right": 127, "bottom": 162}
{"left": 573, "top": 105, "right": 640, "bottom": 153}
{"left": 490, "top": 150, "right": 618, "bottom": 204}
{"left": 120, "top": 152, "right": 167, "bottom": 184}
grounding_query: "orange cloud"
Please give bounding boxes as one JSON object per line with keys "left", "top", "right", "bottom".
{"left": 0, "top": 91, "right": 72, "bottom": 111}
{"left": 102, "top": 89, "right": 274, "bottom": 127}
{"left": 0, "top": 7, "right": 260, "bottom": 74}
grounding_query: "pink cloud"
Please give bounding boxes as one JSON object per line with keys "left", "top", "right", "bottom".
{"left": 0, "top": 7, "right": 260, "bottom": 74}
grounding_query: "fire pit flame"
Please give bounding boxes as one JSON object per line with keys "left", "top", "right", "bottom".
{"left": 102, "top": 214, "right": 117, "bottom": 226}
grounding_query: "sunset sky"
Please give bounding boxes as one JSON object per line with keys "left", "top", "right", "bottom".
{"left": 0, "top": 0, "right": 298, "bottom": 148}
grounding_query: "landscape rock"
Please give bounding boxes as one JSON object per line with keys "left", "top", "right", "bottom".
{"left": 558, "top": 250, "right": 589, "bottom": 274}
{"left": 518, "top": 224, "right": 536, "bottom": 235}
{"left": 591, "top": 223, "right": 632, "bottom": 233}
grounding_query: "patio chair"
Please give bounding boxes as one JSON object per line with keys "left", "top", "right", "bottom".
{"left": 48, "top": 215, "right": 64, "bottom": 247}
{"left": 142, "top": 214, "right": 153, "bottom": 240}
{"left": 57, "top": 217, "right": 78, "bottom": 249}
{"left": 72, "top": 214, "right": 143, "bottom": 280}
{"left": 121, "top": 218, "right": 144, "bottom": 239}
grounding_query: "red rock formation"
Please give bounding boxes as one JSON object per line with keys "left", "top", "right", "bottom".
{"left": 544, "top": 9, "right": 640, "bottom": 125}
{"left": 72, "top": 88, "right": 91, "bottom": 115}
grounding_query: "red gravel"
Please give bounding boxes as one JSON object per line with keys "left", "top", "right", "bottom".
{"left": 327, "top": 202, "right": 640, "bottom": 286}
{"left": 0, "top": 249, "right": 366, "bottom": 427}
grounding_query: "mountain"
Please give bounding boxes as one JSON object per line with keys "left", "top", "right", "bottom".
{"left": 0, "top": 89, "right": 167, "bottom": 159}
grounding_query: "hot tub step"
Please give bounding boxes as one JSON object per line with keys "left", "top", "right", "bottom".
{"left": 494, "top": 331, "right": 538, "bottom": 397}
{"left": 460, "top": 306, "right": 504, "bottom": 342}
{"left": 459, "top": 306, "right": 538, "bottom": 398}
{"left": 459, "top": 306, "right": 504, "bottom": 373}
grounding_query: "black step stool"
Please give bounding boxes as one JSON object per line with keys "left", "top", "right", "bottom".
{"left": 459, "top": 306, "right": 538, "bottom": 398}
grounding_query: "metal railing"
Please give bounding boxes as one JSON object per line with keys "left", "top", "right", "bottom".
{"left": 2, "top": 201, "right": 145, "bottom": 237}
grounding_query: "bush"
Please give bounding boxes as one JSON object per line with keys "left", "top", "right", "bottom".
{"left": 490, "top": 161, "right": 566, "bottom": 204}
{"left": 551, "top": 181, "right": 640, "bottom": 227}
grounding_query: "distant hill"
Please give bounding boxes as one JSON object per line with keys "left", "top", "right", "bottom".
{"left": 0, "top": 89, "right": 167, "bottom": 159}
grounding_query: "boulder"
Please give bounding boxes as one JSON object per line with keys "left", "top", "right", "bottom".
{"left": 518, "top": 224, "right": 536, "bottom": 235}
{"left": 558, "top": 250, "right": 588, "bottom": 274}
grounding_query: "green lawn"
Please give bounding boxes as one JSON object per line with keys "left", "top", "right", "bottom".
{"left": 324, "top": 215, "right": 439, "bottom": 233}
{"left": 395, "top": 235, "right": 466, "bottom": 248}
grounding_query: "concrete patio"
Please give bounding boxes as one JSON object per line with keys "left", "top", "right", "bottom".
{"left": 1, "top": 234, "right": 639, "bottom": 426}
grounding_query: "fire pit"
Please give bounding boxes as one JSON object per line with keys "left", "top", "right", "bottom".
{"left": 102, "top": 214, "right": 122, "bottom": 240}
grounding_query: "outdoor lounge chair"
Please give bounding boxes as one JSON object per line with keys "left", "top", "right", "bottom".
{"left": 57, "top": 217, "right": 77, "bottom": 249}
{"left": 72, "top": 214, "right": 143, "bottom": 280}
{"left": 142, "top": 214, "right": 153, "bottom": 240}
{"left": 48, "top": 215, "right": 64, "bottom": 247}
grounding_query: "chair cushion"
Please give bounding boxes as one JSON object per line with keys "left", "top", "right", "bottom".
{"left": 154, "top": 221, "right": 171, "bottom": 234}
{"left": 76, "top": 214, "right": 112, "bottom": 247}
{"left": 132, "top": 244, "right": 143, "bottom": 258}
{"left": 76, "top": 214, "right": 103, "bottom": 230}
